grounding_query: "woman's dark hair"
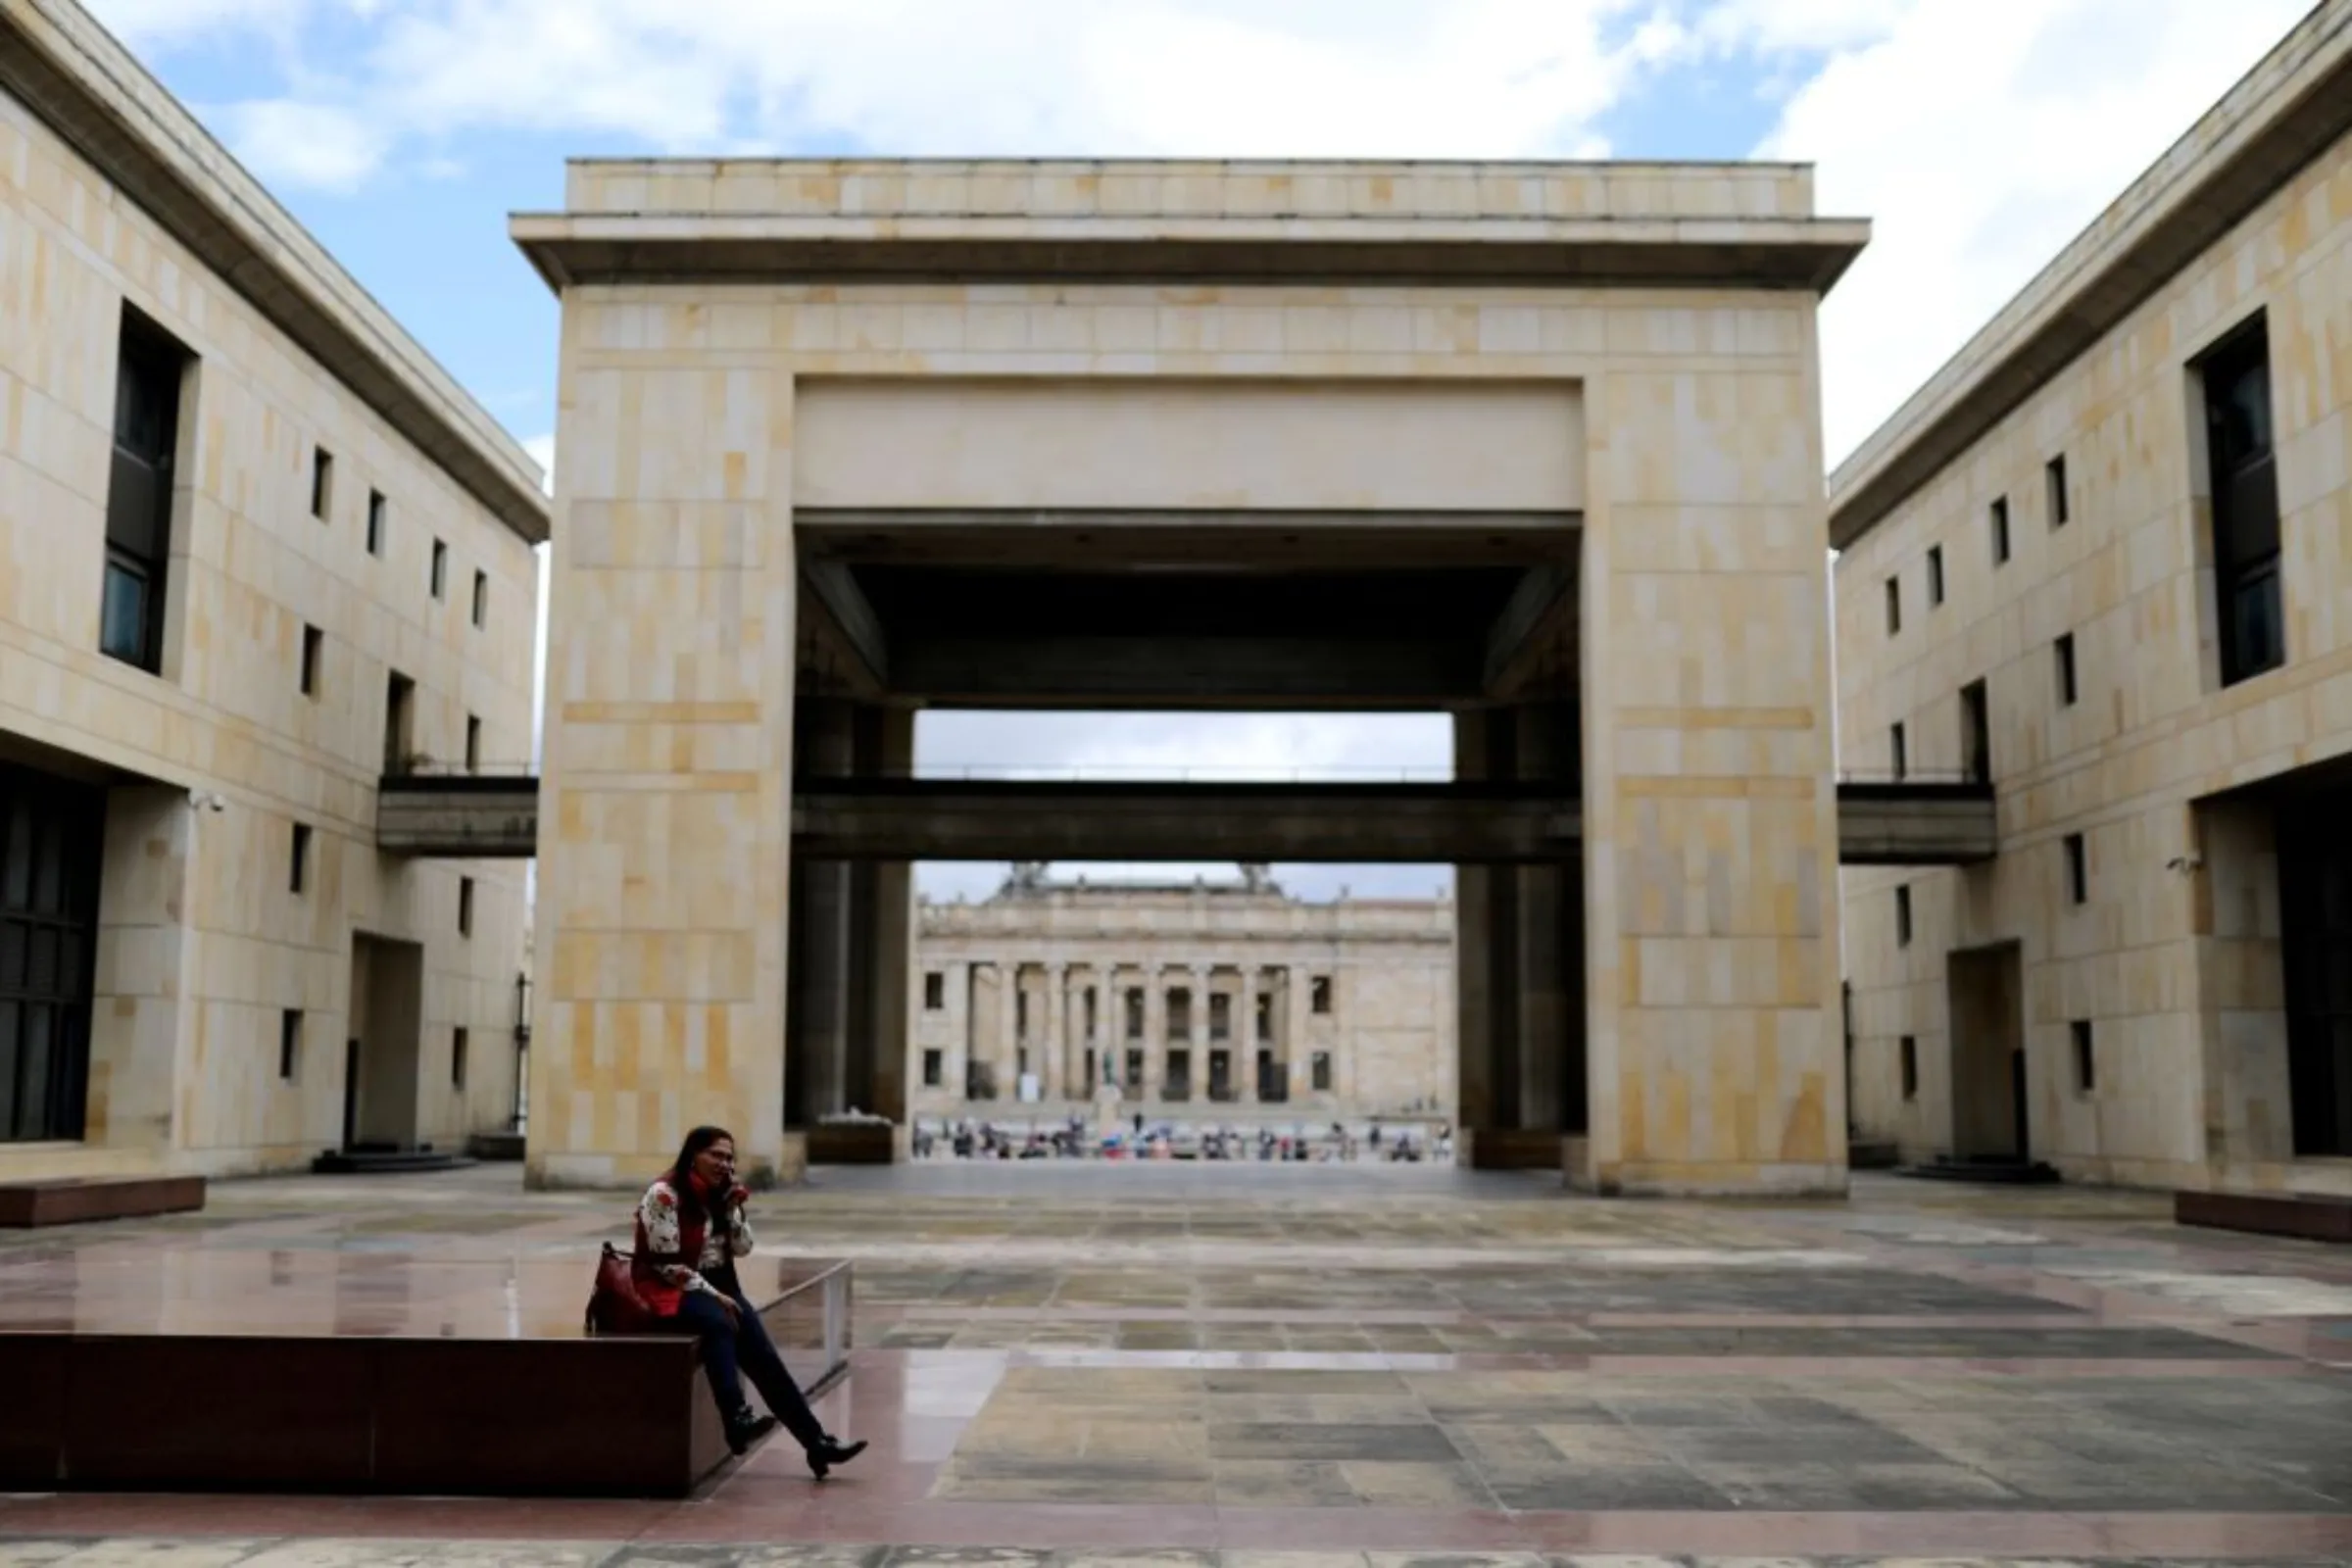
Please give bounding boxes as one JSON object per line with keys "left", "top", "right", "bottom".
{"left": 665, "top": 1125, "right": 736, "bottom": 1219}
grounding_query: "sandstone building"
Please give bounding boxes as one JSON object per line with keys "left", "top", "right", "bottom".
{"left": 909, "top": 866, "right": 1453, "bottom": 1126}
{"left": 0, "top": 0, "right": 544, "bottom": 1180}
{"left": 1835, "top": 0, "right": 2352, "bottom": 1198}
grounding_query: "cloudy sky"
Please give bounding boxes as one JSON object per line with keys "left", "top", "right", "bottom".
{"left": 94, "top": 0, "right": 2312, "bottom": 900}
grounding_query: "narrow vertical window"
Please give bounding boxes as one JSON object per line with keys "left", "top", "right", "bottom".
{"left": 924, "top": 972, "right": 945, "bottom": 1010}
{"left": 2198, "top": 316, "right": 2283, "bottom": 685}
{"left": 279, "top": 1009, "right": 303, "bottom": 1082}
{"left": 1885, "top": 575, "right": 1902, "bottom": 635}
{"left": 1311, "top": 975, "right": 1333, "bottom": 1013}
{"left": 300, "top": 624, "right": 322, "bottom": 697}
{"left": 366, "top": 490, "right": 386, "bottom": 556}
{"left": 2064, "top": 834, "right": 2088, "bottom": 905}
{"left": 465, "top": 714, "right": 482, "bottom": 772}
{"left": 289, "top": 822, "right": 311, "bottom": 895}
{"left": 1960, "top": 678, "right": 1991, "bottom": 783}
{"left": 102, "top": 307, "right": 191, "bottom": 674}
{"left": 1927, "top": 546, "right": 1944, "bottom": 607}
{"left": 1890, "top": 722, "right": 1908, "bottom": 782}
{"left": 430, "top": 539, "right": 448, "bottom": 600}
{"left": 1895, "top": 885, "right": 1913, "bottom": 947}
{"left": 1900, "top": 1036, "right": 1919, "bottom": 1100}
{"left": 453, "top": 1026, "right": 469, "bottom": 1089}
{"left": 311, "top": 447, "right": 333, "bottom": 519}
{"left": 458, "top": 875, "right": 475, "bottom": 937}
{"left": 471, "top": 569, "right": 488, "bottom": 629}
{"left": 2046, "top": 454, "right": 2069, "bottom": 527}
{"left": 2071, "top": 1019, "right": 2095, "bottom": 1094}
{"left": 2055, "top": 633, "right": 2078, "bottom": 708}
{"left": 1989, "top": 496, "right": 2011, "bottom": 565}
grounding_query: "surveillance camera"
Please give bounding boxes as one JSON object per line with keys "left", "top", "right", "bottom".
{"left": 209, "top": 795, "right": 226, "bottom": 813}
{"left": 2166, "top": 854, "right": 2201, "bottom": 872}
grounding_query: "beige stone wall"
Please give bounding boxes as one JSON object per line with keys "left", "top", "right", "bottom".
{"left": 530, "top": 159, "right": 1849, "bottom": 1195}
{"left": 1834, "top": 114, "right": 2352, "bottom": 1196}
{"left": 0, "top": 47, "right": 541, "bottom": 1176}
{"left": 908, "top": 883, "right": 1452, "bottom": 1124}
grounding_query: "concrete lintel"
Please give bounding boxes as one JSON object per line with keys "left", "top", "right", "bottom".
{"left": 797, "top": 510, "right": 1578, "bottom": 570}
{"left": 890, "top": 635, "right": 1476, "bottom": 706}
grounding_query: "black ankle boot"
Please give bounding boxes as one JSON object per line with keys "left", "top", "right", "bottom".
{"left": 806, "top": 1434, "right": 868, "bottom": 1480}
{"left": 725, "top": 1407, "right": 778, "bottom": 1455}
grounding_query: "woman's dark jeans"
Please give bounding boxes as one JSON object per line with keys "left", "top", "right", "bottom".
{"left": 673, "top": 1269, "right": 826, "bottom": 1448}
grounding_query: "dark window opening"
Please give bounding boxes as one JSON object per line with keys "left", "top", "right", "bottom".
{"left": 1895, "top": 885, "right": 1913, "bottom": 948}
{"left": 1165, "top": 1048, "right": 1191, "bottom": 1102}
{"left": 1085, "top": 985, "right": 1099, "bottom": 1036}
{"left": 1990, "top": 496, "right": 2011, "bottom": 565}
{"left": 366, "top": 489, "right": 386, "bottom": 556}
{"left": 1961, "top": 678, "right": 1991, "bottom": 784}
{"left": 0, "top": 762, "right": 106, "bottom": 1142}
{"left": 924, "top": 971, "right": 945, "bottom": 1010}
{"left": 1310, "top": 1051, "right": 1333, "bottom": 1093}
{"left": 1166, "top": 988, "right": 1190, "bottom": 1040}
{"left": 2055, "top": 633, "right": 2078, "bottom": 708}
{"left": 1125, "top": 988, "right": 1144, "bottom": 1040}
{"left": 465, "top": 714, "right": 481, "bottom": 772}
{"left": 1900, "top": 1036, "right": 1918, "bottom": 1101}
{"left": 383, "top": 671, "right": 415, "bottom": 776}
{"left": 311, "top": 447, "right": 333, "bottom": 520}
{"left": 430, "top": 539, "right": 448, "bottom": 600}
{"left": 1124, "top": 1047, "right": 1144, "bottom": 1090}
{"left": 1255, "top": 992, "right": 1273, "bottom": 1042}
{"left": 2046, "top": 454, "right": 2070, "bottom": 527}
{"left": 471, "top": 569, "right": 489, "bottom": 629}
{"left": 458, "top": 876, "right": 475, "bottom": 938}
{"left": 2200, "top": 316, "right": 2284, "bottom": 686}
{"left": 2064, "top": 834, "right": 2088, "bottom": 905}
{"left": 2071, "top": 1019, "right": 2095, "bottom": 1094}
{"left": 279, "top": 1009, "right": 302, "bottom": 1082}
{"left": 1890, "top": 722, "right": 1908, "bottom": 782}
{"left": 1885, "top": 575, "right": 1902, "bottom": 635}
{"left": 922, "top": 1048, "right": 943, "bottom": 1087}
{"left": 289, "top": 822, "right": 310, "bottom": 895}
{"left": 102, "top": 307, "right": 191, "bottom": 674}
{"left": 1016, "top": 987, "right": 1029, "bottom": 1036}
{"left": 1927, "top": 546, "right": 1944, "bottom": 607}
{"left": 1208, "top": 991, "right": 1231, "bottom": 1041}
{"left": 2279, "top": 790, "right": 2352, "bottom": 1156}
{"left": 300, "top": 624, "right": 322, "bottom": 697}
{"left": 452, "top": 1026, "right": 468, "bottom": 1090}
{"left": 1310, "top": 975, "right": 1332, "bottom": 1013}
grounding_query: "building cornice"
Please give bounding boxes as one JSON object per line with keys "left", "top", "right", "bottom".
{"left": 1827, "top": 0, "right": 2352, "bottom": 553}
{"left": 1, "top": 0, "right": 550, "bottom": 545}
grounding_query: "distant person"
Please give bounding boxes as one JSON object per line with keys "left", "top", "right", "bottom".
{"left": 633, "top": 1126, "right": 867, "bottom": 1478}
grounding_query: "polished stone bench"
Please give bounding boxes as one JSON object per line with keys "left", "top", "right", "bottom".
{"left": 0, "top": 1174, "right": 206, "bottom": 1228}
{"left": 0, "top": 1251, "right": 851, "bottom": 1495}
{"left": 2177, "top": 1188, "right": 2352, "bottom": 1244}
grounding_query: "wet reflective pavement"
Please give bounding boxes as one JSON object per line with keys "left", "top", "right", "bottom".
{"left": 3, "top": 1162, "right": 2351, "bottom": 1564}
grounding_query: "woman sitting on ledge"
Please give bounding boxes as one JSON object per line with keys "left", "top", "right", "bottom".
{"left": 635, "top": 1125, "right": 867, "bottom": 1478}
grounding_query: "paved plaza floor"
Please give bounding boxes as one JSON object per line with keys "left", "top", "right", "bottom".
{"left": 4, "top": 1160, "right": 2352, "bottom": 1565}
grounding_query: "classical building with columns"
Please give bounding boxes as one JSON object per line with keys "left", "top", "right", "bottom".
{"left": 909, "top": 866, "right": 1453, "bottom": 1125}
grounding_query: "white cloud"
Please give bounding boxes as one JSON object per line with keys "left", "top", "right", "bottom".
{"left": 1739, "top": 0, "right": 2312, "bottom": 464}
{"left": 86, "top": 0, "right": 314, "bottom": 47}
{"left": 210, "top": 96, "right": 392, "bottom": 193}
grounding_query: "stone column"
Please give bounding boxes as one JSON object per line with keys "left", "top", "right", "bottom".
{"left": 860, "top": 707, "right": 916, "bottom": 1144}
{"left": 787, "top": 697, "right": 857, "bottom": 1128}
{"left": 1286, "top": 963, "right": 1313, "bottom": 1101}
{"left": 529, "top": 360, "right": 797, "bottom": 1190}
{"left": 947, "top": 960, "right": 973, "bottom": 1104}
{"left": 1190, "top": 963, "right": 1211, "bottom": 1102}
{"left": 1237, "top": 966, "right": 1259, "bottom": 1104}
{"left": 1044, "top": 962, "right": 1066, "bottom": 1103}
{"left": 83, "top": 786, "right": 198, "bottom": 1155}
{"left": 1516, "top": 700, "right": 1573, "bottom": 1138}
{"left": 995, "top": 960, "right": 1019, "bottom": 1102}
{"left": 1579, "top": 355, "right": 1844, "bottom": 1196}
{"left": 1142, "top": 969, "right": 1166, "bottom": 1103}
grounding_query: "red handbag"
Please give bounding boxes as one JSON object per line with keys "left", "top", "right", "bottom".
{"left": 584, "top": 1243, "right": 660, "bottom": 1336}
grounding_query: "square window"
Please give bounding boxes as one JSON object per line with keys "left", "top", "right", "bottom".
{"left": 1310, "top": 975, "right": 1332, "bottom": 1013}
{"left": 1890, "top": 721, "right": 1908, "bottom": 781}
{"left": 1895, "top": 885, "right": 1913, "bottom": 947}
{"left": 1990, "top": 496, "right": 2011, "bottom": 564}
{"left": 922, "top": 1048, "right": 944, "bottom": 1087}
{"left": 458, "top": 875, "right": 475, "bottom": 937}
{"left": 300, "top": 623, "right": 322, "bottom": 697}
{"left": 1885, "top": 575, "right": 1902, "bottom": 635}
{"left": 2046, "top": 454, "right": 2070, "bottom": 527}
{"left": 2064, "top": 833, "right": 2088, "bottom": 904}
{"left": 1900, "top": 1035, "right": 1918, "bottom": 1101}
{"left": 366, "top": 490, "right": 386, "bottom": 556}
{"left": 289, "top": 822, "right": 310, "bottom": 895}
{"left": 924, "top": 971, "right": 945, "bottom": 1010}
{"left": 453, "top": 1025, "right": 469, "bottom": 1089}
{"left": 471, "top": 569, "right": 488, "bottom": 629}
{"left": 2071, "top": 1018, "right": 2095, "bottom": 1094}
{"left": 279, "top": 1009, "right": 302, "bottom": 1082}
{"left": 2055, "top": 633, "right": 2078, "bottom": 707}
{"left": 430, "top": 539, "right": 448, "bottom": 600}
{"left": 1927, "top": 545, "right": 1944, "bottom": 607}
{"left": 311, "top": 447, "right": 333, "bottom": 519}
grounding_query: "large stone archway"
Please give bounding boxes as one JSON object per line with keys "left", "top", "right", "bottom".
{"left": 514, "top": 160, "right": 1864, "bottom": 1196}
